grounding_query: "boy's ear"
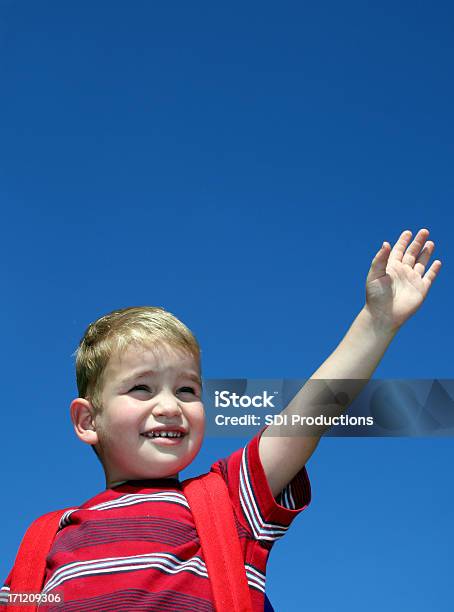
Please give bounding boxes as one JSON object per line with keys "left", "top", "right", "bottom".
{"left": 70, "top": 398, "right": 99, "bottom": 447}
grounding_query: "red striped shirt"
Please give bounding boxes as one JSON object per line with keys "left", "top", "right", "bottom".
{"left": 1, "top": 427, "right": 311, "bottom": 611}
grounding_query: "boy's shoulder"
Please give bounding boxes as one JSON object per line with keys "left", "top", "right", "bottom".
{"left": 207, "top": 427, "right": 312, "bottom": 543}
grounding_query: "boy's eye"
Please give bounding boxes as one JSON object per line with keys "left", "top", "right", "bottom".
{"left": 129, "top": 385, "right": 197, "bottom": 395}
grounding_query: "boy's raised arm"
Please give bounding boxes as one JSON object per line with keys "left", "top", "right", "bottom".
{"left": 259, "top": 228, "right": 442, "bottom": 498}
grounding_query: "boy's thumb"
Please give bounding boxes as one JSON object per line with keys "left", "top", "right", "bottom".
{"left": 367, "top": 242, "right": 389, "bottom": 283}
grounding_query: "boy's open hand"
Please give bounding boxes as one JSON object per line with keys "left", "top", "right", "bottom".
{"left": 365, "top": 228, "right": 442, "bottom": 332}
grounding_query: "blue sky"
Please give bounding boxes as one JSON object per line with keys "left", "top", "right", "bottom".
{"left": 1, "top": 2, "right": 453, "bottom": 610}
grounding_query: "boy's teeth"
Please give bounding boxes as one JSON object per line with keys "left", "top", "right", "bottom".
{"left": 144, "top": 431, "right": 183, "bottom": 438}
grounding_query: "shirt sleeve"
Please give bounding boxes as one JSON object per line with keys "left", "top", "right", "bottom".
{"left": 210, "top": 425, "right": 311, "bottom": 544}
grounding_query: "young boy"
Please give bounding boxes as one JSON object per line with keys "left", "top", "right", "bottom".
{"left": 1, "top": 228, "right": 442, "bottom": 611}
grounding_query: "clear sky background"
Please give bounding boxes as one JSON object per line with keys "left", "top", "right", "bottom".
{"left": 1, "top": 2, "right": 453, "bottom": 610}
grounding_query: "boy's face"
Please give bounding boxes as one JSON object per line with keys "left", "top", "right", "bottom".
{"left": 92, "top": 342, "right": 204, "bottom": 487}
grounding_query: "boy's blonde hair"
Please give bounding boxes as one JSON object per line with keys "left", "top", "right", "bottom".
{"left": 73, "top": 305, "right": 202, "bottom": 460}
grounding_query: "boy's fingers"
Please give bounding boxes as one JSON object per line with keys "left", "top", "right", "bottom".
{"left": 389, "top": 230, "right": 413, "bottom": 263}
{"left": 414, "top": 241, "right": 435, "bottom": 276}
{"left": 422, "top": 260, "right": 442, "bottom": 291}
{"left": 401, "top": 228, "right": 430, "bottom": 267}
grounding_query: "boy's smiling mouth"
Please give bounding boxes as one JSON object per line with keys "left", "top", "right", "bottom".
{"left": 141, "top": 431, "right": 186, "bottom": 446}
{"left": 140, "top": 425, "right": 187, "bottom": 442}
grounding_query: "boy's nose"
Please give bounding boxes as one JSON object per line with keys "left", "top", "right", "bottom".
{"left": 152, "top": 393, "right": 182, "bottom": 417}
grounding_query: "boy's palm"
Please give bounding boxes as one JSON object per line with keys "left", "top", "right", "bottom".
{"left": 365, "top": 228, "right": 442, "bottom": 331}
